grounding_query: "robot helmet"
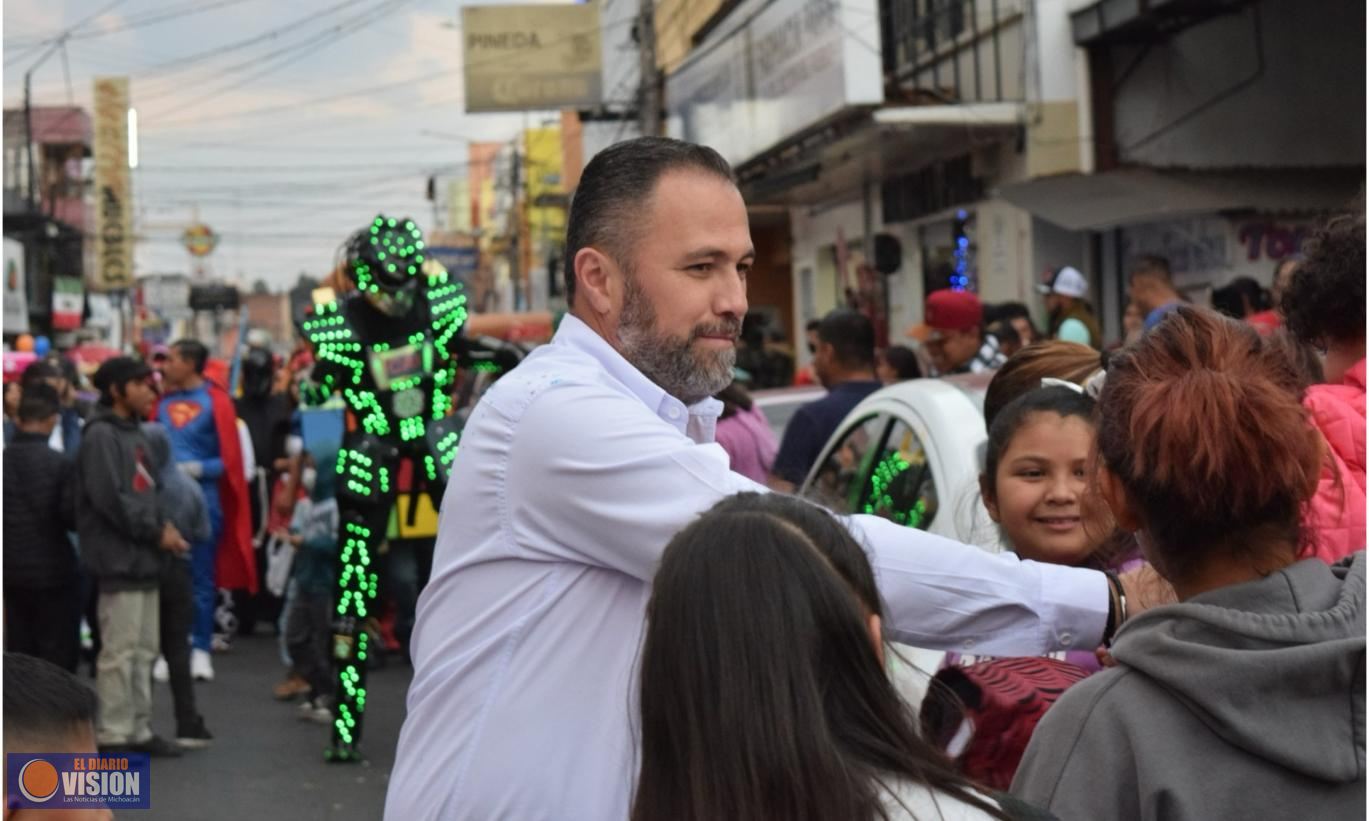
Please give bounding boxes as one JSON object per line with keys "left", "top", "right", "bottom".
{"left": 343, "top": 214, "right": 427, "bottom": 295}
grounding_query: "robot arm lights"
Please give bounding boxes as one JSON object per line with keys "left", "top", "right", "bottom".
{"left": 297, "top": 215, "right": 468, "bottom": 761}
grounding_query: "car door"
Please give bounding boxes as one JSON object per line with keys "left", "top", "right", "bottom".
{"left": 800, "top": 412, "right": 894, "bottom": 517}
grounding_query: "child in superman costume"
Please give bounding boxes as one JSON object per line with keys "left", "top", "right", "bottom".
{"left": 155, "top": 342, "right": 256, "bottom": 679}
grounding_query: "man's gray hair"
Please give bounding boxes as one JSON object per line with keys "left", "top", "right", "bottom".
{"left": 564, "top": 137, "right": 735, "bottom": 307}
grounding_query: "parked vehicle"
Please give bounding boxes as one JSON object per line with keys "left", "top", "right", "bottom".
{"left": 798, "top": 372, "right": 1004, "bottom": 704}
{"left": 752, "top": 384, "right": 826, "bottom": 441}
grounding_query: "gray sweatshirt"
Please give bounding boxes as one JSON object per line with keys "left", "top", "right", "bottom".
{"left": 1012, "top": 553, "right": 1366, "bottom": 821}
{"left": 75, "top": 407, "right": 165, "bottom": 590}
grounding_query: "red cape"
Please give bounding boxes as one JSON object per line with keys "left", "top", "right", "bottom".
{"left": 206, "top": 380, "right": 258, "bottom": 594}
{"left": 154, "top": 377, "right": 258, "bottom": 594}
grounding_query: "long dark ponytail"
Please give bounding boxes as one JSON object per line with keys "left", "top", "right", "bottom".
{"left": 632, "top": 493, "right": 1010, "bottom": 821}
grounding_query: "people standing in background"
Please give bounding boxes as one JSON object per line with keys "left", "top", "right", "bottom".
{"left": 985, "top": 319, "right": 1024, "bottom": 359}
{"left": 3, "top": 383, "right": 80, "bottom": 672}
{"left": 793, "top": 318, "right": 823, "bottom": 386}
{"left": 142, "top": 422, "right": 214, "bottom": 750}
{"left": 7, "top": 359, "right": 83, "bottom": 454}
{"left": 1247, "top": 256, "right": 1302, "bottom": 334}
{"left": 1037, "top": 267, "right": 1102, "bottom": 350}
{"left": 234, "top": 339, "right": 295, "bottom": 637}
{"left": 769, "top": 309, "right": 882, "bottom": 492}
{"left": 280, "top": 450, "right": 340, "bottom": 725}
{"left": 1211, "top": 276, "right": 1272, "bottom": 324}
{"left": 1118, "top": 302, "right": 1145, "bottom": 348}
{"left": 156, "top": 339, "right": 257, "bottom": 682}
{"left": 986, "top": 302, "right": 1040, "bottom": 349}
{"left": 875, "top": 345, "right": 922, "bottom": 384}
{"left": 712, "top": 381, "right": 778, "bottom": 484}
{"left": 1281, "top": 211, "right": 1366, "bottom": 563}
{"left": 909, "top": 289, "right": 1007, "bottom": 376}
{"left": 1127, "top": 255, "right": 1183, "bottom": 332}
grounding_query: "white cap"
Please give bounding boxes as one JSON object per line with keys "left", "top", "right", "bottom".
{"left": 1036, "top": 266, "right": 1089, "bottom": 299}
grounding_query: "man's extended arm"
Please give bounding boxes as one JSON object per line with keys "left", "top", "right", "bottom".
{"left": 504, "top": 382, "right": 1108, "bottom": 656}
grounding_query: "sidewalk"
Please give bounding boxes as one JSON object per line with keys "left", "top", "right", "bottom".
{"left": 143, "top": 632, "right": 411, "bottom": 820}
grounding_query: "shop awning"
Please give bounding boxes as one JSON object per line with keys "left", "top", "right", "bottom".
{"left": 995, "top": 167, "right": 1362, "bottom": 231}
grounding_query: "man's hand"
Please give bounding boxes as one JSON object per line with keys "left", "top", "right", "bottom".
{"left": 1118, "top": 563, "right": 1177, "bottom": 617}
{"left": 178, "top": 460, "right": 205, "bottom": 480}
{"left": 160, "top": 522, "right": 190, "bottom": 554}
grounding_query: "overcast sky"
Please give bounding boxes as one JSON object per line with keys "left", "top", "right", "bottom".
{"left": 3, "top": 0, "right": 573, "bottom": 290}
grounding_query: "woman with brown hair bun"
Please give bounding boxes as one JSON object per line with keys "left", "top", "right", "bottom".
{"left": 982, "top": 341, "right": 1103, "bottom": 431}
{"left": 1011, "top": 306, "right": 1365, "bottom": 821}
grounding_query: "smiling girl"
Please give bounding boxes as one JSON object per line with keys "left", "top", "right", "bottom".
{"left": 980, "top": 386, "right": 1139, "bottom": 576}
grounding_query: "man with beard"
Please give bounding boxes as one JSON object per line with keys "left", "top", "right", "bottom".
{"left": 767, "top": 308, "right": 881, "bottom": 492}
{"left": 386, "top": 137, "right": 1150, "bottom": 820}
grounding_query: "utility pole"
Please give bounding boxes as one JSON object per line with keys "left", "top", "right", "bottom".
{"left": 510, "top": 140, "right": 523, "bottom": 311}
{"left": 24, "top": 37, "right": 67, "bottom": 213}
{"left": 638, "top": 0, "right": 660, "bottom": 136}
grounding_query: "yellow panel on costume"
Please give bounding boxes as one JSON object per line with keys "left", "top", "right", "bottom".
{"left": 387, "top": 493, "right": 439, "bottom": 539}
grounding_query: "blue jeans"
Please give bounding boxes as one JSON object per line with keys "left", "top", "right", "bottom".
{"left": 190, "top": 485, "right": 224, "bottom": 652}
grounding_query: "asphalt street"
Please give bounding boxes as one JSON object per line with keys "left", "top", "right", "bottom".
{"left": 140, "top": 632, "right": 411, "bottom": 820}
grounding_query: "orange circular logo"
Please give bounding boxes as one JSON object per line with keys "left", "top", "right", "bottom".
{"left": 18, "top": 759, "right": 59, "bottom": 803}
{"left": 182, "top": 223, "right": 219, "bottom": 257}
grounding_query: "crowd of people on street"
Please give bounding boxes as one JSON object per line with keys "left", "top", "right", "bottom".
{"left": 0, "top": 326, "right": 427, "bottom": 755}
{"left": 3, "top": 135, "right": 1364, "bottom": 821}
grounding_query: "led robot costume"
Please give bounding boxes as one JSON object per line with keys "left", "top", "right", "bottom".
{"left": 297, "top": 215, "right": 467, "bottom": 761}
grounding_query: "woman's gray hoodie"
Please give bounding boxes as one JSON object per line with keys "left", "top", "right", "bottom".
{"left": 1012, "top": 553, "right": 1365, "bottom": 821}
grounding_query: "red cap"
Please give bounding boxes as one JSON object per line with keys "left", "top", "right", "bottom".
{"left": 906, "top": 289, "right": 983, "bottom": 339}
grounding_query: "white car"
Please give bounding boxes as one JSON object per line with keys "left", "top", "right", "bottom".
{"left": 752, "top": 385, "right": 826, "bottom": 441}
{"left": 797, "top": 372, "right": 1004, "bottom": 704}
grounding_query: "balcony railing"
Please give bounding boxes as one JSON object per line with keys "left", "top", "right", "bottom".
{"left": 881, "top": 0, "right": 1027, "bottom": 103}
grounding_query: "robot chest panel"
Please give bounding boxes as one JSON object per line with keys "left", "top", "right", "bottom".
{"left": 362, "top": 340, "right": 432, "bottom": 420}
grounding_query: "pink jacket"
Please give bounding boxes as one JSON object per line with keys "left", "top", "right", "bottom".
{"left": 1302, "top": 359, "right": 1367, "bottom": 562}
{"left": 714, "top": 405, "right": 778, "bottom": 485}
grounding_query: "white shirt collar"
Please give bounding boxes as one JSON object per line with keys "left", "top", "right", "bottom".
{"left": 552, "top": 314, "right": 723, "bottom": 437}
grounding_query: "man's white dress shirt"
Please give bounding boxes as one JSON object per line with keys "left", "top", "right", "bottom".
{"left": 385, "top": 314, "right": 1107, "bottom": 820}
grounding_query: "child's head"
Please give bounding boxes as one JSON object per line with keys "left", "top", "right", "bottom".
{"left": 981, "top": 386, "right": 1111, "bottom": 566}
{"left": 1097, "top": 307, "right": 1320, "bottom": 585}
{"left": 634, "top": 492, "right": 1005, "bottom": 821}
{"left": 16, "top": 383, "right": 60, "bottom": 437}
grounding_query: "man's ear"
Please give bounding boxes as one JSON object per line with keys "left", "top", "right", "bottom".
{"left": 573, "top": 247, "right": 618, "bottom": 316}
{"left": 1098, "top": 467, "right": 1142, "bottom": 532}
{"left": 979, "top": 472, "right": 1000, "bottom": 523}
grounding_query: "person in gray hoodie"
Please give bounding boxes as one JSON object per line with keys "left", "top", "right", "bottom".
{"left": 77, "top": 357, "right": 188, "bottom": 757}
{"left": 143, "top": 421, "right": 214, "bottom": 749}
{"left": 1012, "top": 307, "right": 1366, "bottom": 821}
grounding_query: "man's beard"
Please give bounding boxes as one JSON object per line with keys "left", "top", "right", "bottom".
{"left": 617, "top": 273, "right": 739, "bottom": 406}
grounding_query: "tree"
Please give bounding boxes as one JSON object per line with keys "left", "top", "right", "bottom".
{"left": 252, "top": 278, "right": 271, "bottom": 295}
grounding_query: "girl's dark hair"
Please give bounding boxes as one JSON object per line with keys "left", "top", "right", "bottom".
{"left": 879, "top": 345, "right": 923, "bottom": 381}
{"left": 983, "top": 341, "right": 1102, "bottom": 430}
{"left": 633, "top": 492, "right": 1009, "bottom": 821}
{"left": 1097, "top": 307, "right": 1322, "bottom": 579}
{"left": 715, "top": 380, "right": 754, "bottom": 420}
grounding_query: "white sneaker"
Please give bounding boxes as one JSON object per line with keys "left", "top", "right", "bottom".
{"left": 152, "top": 656, "right": 169, "bottom": 683}
{"left": 191, "top": 649, "right": 214, "bottom": 682}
